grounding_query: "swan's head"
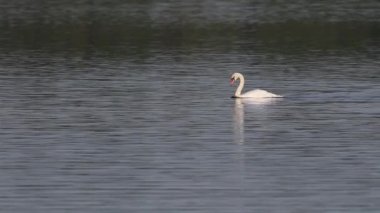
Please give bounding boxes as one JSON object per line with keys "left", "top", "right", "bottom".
{"left": 230, "top": 72, "right": 242, "bottom": 85}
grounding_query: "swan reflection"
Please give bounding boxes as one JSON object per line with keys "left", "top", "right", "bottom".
{"left": 233, "top": 99, "right": 245, "bottom": 145}
{"left": 233, "top": 98, "right": 282, "bottom": 145}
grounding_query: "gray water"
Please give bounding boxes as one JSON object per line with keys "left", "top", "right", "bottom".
{"left": 0, "top": 1, "right": 380, "bottom": 212}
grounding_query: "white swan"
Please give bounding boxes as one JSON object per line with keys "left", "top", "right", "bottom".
{"left": 230, "top": 72, "right": 282, "bottom": 98}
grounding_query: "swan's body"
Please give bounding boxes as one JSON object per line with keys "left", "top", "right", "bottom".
{"left": 230, "top": 72, "right": 282, "bottom": 98}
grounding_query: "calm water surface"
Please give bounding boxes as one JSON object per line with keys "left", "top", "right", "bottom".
{"left": 0, "top": 1, "right": 380, "bottom": 212}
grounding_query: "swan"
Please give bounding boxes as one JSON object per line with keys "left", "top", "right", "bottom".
{"left": 230, "top": 72, "right": 282, "bottom": 98}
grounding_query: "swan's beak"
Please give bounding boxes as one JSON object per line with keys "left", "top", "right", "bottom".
{"left": 230, "top": 78, "right": 235, "bottom": 85}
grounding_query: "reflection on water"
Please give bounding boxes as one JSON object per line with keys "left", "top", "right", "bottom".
{"left": 233, "top": 99, "right": 245, "bottom": 145}
{"left": 233, "top": 98, "right": 283, "bottom": 145}
{"left": 0, "top": 0, "right": 379, "bottom": 57}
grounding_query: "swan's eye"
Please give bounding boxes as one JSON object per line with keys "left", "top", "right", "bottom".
{"left": 230, "top": 78, "right": 235, "bottom": 85}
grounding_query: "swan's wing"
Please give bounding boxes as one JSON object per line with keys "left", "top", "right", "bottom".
{"left": 241, "top": 89, "right": 282, "bottom": 98}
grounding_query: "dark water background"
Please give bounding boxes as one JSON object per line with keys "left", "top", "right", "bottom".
{"left": 0, "top": 1, "right": 379, "bottom": 212}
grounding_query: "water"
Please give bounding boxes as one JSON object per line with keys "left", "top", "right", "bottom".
{"left": 0, "top": 1, "right": 380, "bottom": 212}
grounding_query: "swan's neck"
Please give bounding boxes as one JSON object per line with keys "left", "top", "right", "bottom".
{"left": 235, "top": 75, "right": 245, "bottom": 97}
